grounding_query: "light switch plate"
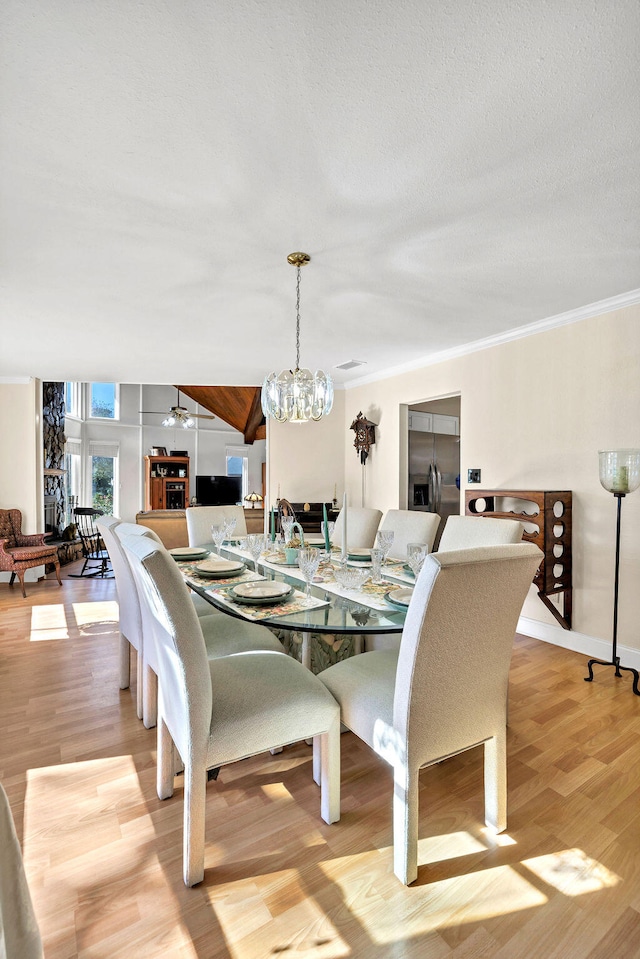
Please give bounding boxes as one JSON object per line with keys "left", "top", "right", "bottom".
{"left": 468, "top": 468, "right": 481, "bottom": 483}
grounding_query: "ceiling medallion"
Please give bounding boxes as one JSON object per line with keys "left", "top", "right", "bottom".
{"left": 261, "top": 252, "right": 334, "bottom": 423}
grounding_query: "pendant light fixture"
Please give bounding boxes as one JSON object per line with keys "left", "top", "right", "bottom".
{"left": 261, "top": 252, "right": 334, "bottom": 423}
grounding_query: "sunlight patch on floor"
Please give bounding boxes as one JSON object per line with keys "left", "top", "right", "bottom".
{"left": 23, "top": 756, "right": 202, "bottom": 957}
{"left": 417, "top": 829, "right": 488, "bottom": 861}
{"left": 216, "top": 884, "right": 348, "bottom": 959}
{"left": 29, "top": 603, "right": 69, "bottom": 641}
{"left": 261, "top": 781, "right": 295, "bottom": 805}
{"left": 522, "top": 849, "right": 620, "bottom": 895}
{"left": 71, "top": 600, "right": 119, "bottom": 632}
{"left": 321, "top": 846, "right": 547, "bottom": 944}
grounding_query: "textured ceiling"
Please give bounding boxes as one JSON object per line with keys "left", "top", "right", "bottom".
{"left": 1, "top": 1, "right": 639, "bottom": 387}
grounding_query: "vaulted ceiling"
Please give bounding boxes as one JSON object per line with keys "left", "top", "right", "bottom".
{"left": 177, "top": 386, "right": 265, "bottom": 444}
{"left": 2, "top": 2, "right": 639, "bottom": 387}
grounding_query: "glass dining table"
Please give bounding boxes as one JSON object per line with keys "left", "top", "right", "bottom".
{"left": 179, "top": 543, "right": 410, "bottom": 671}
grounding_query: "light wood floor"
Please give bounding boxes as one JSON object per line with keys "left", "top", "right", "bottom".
{"left": 2, "top": 565, "right": 640, "bottom": 959}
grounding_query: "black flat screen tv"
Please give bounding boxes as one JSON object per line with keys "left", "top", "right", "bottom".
{"left": 195, "top": 474, "right": 242, "bottom": 507}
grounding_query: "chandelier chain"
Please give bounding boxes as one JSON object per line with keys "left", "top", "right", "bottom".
{"left": 295, "top": 266, "right": 301, "bottom": 370}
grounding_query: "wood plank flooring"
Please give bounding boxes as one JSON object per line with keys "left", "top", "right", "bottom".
{"left": 1, "top": 564, "right": 640, "bottom": 958}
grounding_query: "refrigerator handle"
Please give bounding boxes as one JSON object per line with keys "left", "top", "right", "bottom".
{"left": 427, "top": 462, "right": 434, "bottom": 511}
{"left": 435, "top": 463, "right": 442, "bottom": 513}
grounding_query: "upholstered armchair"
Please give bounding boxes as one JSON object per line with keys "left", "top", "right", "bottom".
{"left": 0, "top": 509, "right": 61, "bottom": 598}
{"left": 319, "top": 542, "right": 543, "bottom": 884}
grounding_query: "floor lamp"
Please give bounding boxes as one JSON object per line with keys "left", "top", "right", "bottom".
{"left": 585, "top": 449, "right": 640, "bottom": 696}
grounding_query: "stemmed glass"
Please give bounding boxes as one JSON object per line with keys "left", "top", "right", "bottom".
{"left": 321, "top": 520, "right": 335, "bottom": 544}
{"left": 297, "top": 546, "right": 322, "bottom": 604}
{"left": 223, "top": 515, "right": 237, "bottom": 543}
{"left": 246, "top": 533, "right": 265, "bottom": 571}
{"left": 376, "top": 529, "right": 395, "bottom": 565}
{"left": 281, "top": 516, "right": 295, "bottom": 545}
{"left": 211, "top": 523, "right": 226, "bottom": 556}
{"left": 406, "top": 542, "right": 428, "bottom": 579}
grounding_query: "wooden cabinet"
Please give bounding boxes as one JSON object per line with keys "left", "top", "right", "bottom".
{"left": 144, "top": 456, "right": 190, "bottom": 511}
{"left": 408, "top": 411, "right": 459, "bottom": 435}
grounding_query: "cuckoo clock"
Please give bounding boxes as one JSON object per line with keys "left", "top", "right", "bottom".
{"left": 350, "top": 412, "right": 377, "bottom": 464}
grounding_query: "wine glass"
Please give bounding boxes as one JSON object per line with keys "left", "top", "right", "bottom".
{"left": 223, "top": 515, "right": 237, "bottom": 543}
{"left": 281, "top": 516, "right": 295, "bottom": 545}
{"left": 297, "top": 546, "right": 322, "bottom": 604}
{"left": 376, "top": 529, "right": 394, "bottom": 564}
{"left": 246, "top": 533, "right": 265, "bottom": 571}
{"left": 211, "top": 523, "right": 226, "bottom": 556}
{"left": 321, "top": 520, "right": 335, "bottom": 544}
{"left": 406, "top": 542, "right": 428, "bottom": 579}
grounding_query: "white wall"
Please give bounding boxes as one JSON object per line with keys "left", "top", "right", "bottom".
{"left": 266, "top": 389, "right": 345, "bottom": 511}
{"left": 0, "top": 378, "right": 43, "bottom": 582}
{"left": 340, "top": 304, "right": 640, "bottom": 657}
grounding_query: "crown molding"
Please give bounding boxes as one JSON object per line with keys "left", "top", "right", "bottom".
{"left": 344, "top": 287, "right": 640, "bottom": 389}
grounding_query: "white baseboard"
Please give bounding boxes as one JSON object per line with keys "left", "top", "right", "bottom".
{"left": 517, "top": 615, "right": 640, "bottom": 672}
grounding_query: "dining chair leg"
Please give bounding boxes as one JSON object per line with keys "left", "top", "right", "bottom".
{"left": 393, "top": 763, "right": 419, "bottom": 885}
{"left": 136, "top": 653, "right": 145, "bottom": 721}
{"left": 119, "top": 636, "right": 130, "bottom": 690}
{"left": 319, "top": 716, "right": 341, "bottom": 825}
{"left": 157, "top": 716, "right": 175, "bottom": 801}
{"left": 142, "top": 663, "right": 157, "bottom": 729}
{"left": 484, "top": 731, "right": 507, "bottom": 833}
{"left": 184, "top": 764, "right": 207, "bottom": 887}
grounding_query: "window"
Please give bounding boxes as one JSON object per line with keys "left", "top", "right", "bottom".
{"left": 64, "top": 439, "right": 82, "bottom": 524}
{"left": 64, "top": 381, "right": 80, "bottom": 418}
{"left": 226, "top": 449, "right": 249, "bottom": 501}
{"left": 88, "top": 441, "right": 119, "bottom": 515}
{"left": 89, "top": 383, "right": 118, "bottom": 420}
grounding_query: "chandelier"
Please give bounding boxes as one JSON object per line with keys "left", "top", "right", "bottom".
{"left": 261, "top": 252, "right": 334, "bottom": 423}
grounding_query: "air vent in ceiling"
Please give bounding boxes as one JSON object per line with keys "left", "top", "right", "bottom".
{"left": 335, "top": 359, "right": 366, "bottom": 371}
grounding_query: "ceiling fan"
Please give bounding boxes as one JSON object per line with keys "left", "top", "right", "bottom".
{"left": 139, "top": 389, "right": 216, "bottom": 430}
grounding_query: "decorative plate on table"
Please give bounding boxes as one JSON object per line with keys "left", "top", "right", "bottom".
{"left": 168, "top": 547, "right": 209, "bottom": 561}
{"left": 228, "top": 581, "right": 293, "bottom": 605}
{"left": 194, "top": 559, "right": 245, "bottom": 578}
{"left": 348, "top": 548, "right": 371, "bottom": 560}
{"left": 384, "top": 587, "right": 414, "bottom": 608}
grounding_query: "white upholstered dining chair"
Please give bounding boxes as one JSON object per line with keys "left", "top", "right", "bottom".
{"left": 0, "top": 783, "right": 43, "bottom": 959}
{"left": 378, "top": 509, "right": 441, "bottom": 561}
{"left": 115, "top": 521, "right": 283, "bottom": 729}
{"left": 318, "top": 542, "right": 543, "bottom": 885}
{"left": 121, "top": 533, "right": 341, "bottom": 886}
{"left": 331, "top": 507, "right": 382, "bottom": 550}
{"left": 437, "top": 515, "right": 523, "bottom": 551}
{"left": 185, "top": 505, "right": 247, "bottom": 548}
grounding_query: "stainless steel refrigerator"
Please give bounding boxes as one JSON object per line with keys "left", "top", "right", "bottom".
{"left": 408, "top": 427, "right": 460, "bottom": 545}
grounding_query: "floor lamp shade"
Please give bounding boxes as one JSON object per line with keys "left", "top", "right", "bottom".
{"left": 598, "top": 449, "right": 640, "bottom": 494}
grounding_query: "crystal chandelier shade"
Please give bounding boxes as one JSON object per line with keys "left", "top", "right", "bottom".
{"left": 261, "top": 253, "right": 334, "bottom": 423}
